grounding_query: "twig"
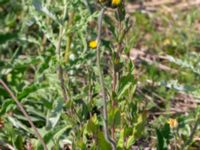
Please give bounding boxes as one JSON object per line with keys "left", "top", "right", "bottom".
{"left": 0, "top": 80, "right": 48, "bottom": 150}
{"left": 96, "top": 7, "right": 116, "bottom": 150}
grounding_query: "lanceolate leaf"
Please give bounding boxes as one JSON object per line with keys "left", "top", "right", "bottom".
{"left": 97, "top": 132, "right": 112, "bottom": 150}
{"left": 0, "top": 33, "right": 18, "bottom": 44}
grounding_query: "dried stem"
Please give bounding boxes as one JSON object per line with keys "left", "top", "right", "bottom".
{"left": 96, "top": 7, "right": 116, "bottom": 150}
{"left": 0, "top": 80, "right": 48, "bottom": 150}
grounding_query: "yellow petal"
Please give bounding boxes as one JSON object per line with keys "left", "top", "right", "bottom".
{"left": 89, "top": 40, "right": 98, "bottom": 49}
{"left": 112, "top": 0, "right": 121, "bottom": 6}
{"left": 168, "top": 118, "right": 178, "bottom": 128}
{"left": 163, "top": 38, "right": 171, "bottom": 46}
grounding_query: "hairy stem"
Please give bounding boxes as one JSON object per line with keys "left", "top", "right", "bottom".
{"left": 96, "top": 7, "right": 116, "bottom": 150}
{"left": 56, "top": 26, "right": 68, "bottom": 102}
{"left": 111, "top": 62, "right": 117, "bottom": 140}
{"left": 0, "top": 80, "right": 48, "bottom": 150}
{"left": 64, "top": 11, "right": 74, "bottom": 63}
{"left": 56, "top": 3, "right": 69, "bottom": 102}
{"left": 183, "top": 115, "right": 200, "bottom": 149}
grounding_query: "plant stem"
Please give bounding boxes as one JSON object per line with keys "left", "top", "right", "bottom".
{"left": 56, "top": 2, "right": 69, "bottom": 102}
{"left": 183, "top": 115, "right": 200, "bottom": 149}
{"left": 64, "top": 35, "right": 72, "bottom": 62}
{"left": 96, "top": 7, "right": 116, "bottom": 150}
{"left": 64, "top": 11, "right": 74, "bottom": 63}
{"left": 112, "top": 59, "right": 117, "bottom": 140}
{"left": 0, "top": 80, "right": 48, "bottom": 150}
{"left": 56, "top": 26, "right": 68, "bottom": 102}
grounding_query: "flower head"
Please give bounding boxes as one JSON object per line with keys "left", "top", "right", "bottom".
{"left": 89, "top": 40, "right": 98, "bottom": 49}
{"left": 163, "top": 38, "right": 171, "bottom": 46}
{"left": 112, "top": 0, "right": 121, "bottom": 6}
{"left": 168, "top": 118, "right": 178, "bottom": 128}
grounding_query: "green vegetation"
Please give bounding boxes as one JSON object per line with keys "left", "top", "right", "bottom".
{"left": 0, "top": 0, "right": 200, "bottom": 149}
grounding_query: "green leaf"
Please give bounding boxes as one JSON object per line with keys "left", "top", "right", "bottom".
{"left": 117, "top": 74, "right": 135, "bottom": 99}
{"left": 156, "top": 129, "right": 164, "bottom": 150}
{"left": 54, "top": 125, "right": 72, "bottom": 140}
{"left": 86, "top": 114, "right": 98, "bottom": 134}
{"left": 0, "top": 99, "right": 15, "bottom": 115}
{"left": 126, "top": 135, "right": 134, "bottom": 149}
{"left": 118, "top": 82, "right": 132, "bottom": 99}
{"left": 7, "top": 116, "right": 32, "bottom": 133}
{"left": 132, "top": 112, "right": 147, "bottom": 140}
{"left": 37, "top": 125, "right": 72, "bottom": 149}
{"left": 115, "top": 4, "right": 126, "bottom": 22}
{"left": 46, "top": 99, "right": 64, "bottom": 129}
{"left": 0, "top": 0, "right": 8, "bottom": 5}
{"left": 161, "top": 123, "right": 171, "bottom": 144}
{"left": 0, "top": 33, "right": 18, "bottom": 44}
{"left": 13, "top": 135, "right": 24, "bottom": 150}
{"left": 108, "top": 108, "right": 121, "bottom": 127}
{"left": 17, "top": 83, "right": 47, "bottom": 100}
{"left": 156, "top": 125, "right": 170, "bottom": 150}
{"left": 32, "top": 0, "right": 59, "bottom": 24}
{"left": 117, "top": 128, "right": 124, "bottom": 148}
{"left": 97, "top": 132, "right": 112, "bottom": 150}
{"left": 155, "top": 123, "right": 172, "bottom": 150}
{"left": 32, "top": 0, "right": 42, "bottom": 11}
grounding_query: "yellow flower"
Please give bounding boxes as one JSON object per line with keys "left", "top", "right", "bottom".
{"left": 112, "top": 0, "right": 121, "bottom": 6}
{"left": 168, "top": 118, "right": 178, "bottom": 128}
{"left": 89, "top": 40, "right": 98, "bottom": 49}
{"left": 163, "top": 38, "right": 171, "bottom": 46}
